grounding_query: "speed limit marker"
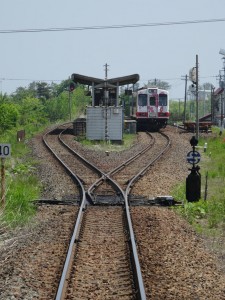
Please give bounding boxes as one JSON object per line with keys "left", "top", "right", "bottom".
{"left": 0, "top": 144, "right": 11, "bottom": 158}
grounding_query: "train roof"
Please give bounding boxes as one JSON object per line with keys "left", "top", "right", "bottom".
{"left": 71, "top": 73, "right": 139, "bottom": 87}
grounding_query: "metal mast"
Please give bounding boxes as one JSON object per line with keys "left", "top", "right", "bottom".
{"left": 104, "top": 63, "right": 109, "bottom": 142}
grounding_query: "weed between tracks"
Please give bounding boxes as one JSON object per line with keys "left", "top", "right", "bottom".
{"left": 76, "top": 133, "right": 136, "bottom": 151}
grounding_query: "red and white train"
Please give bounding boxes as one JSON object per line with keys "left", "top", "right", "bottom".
{"left": 132, "top": 87, "right": 170, "bottom": 131}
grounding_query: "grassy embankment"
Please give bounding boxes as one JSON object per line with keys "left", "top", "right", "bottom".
{"left": 0, "top": 124, "right": 47, "bottom": 227}
{"left": 173, "top": 127, "right": 225, "bottom": 235}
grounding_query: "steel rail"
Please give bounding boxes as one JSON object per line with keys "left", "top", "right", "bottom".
{"left": 58, "top": 127, "right": 161, "bottom": 299}
{"left": 107, "top": 132, "right": 155, "bottom": 177}
{"left": 43, "top": 127, "right": 88, "bottom": 300}
{"left": 86, "top": 131, "right": 154, "bottom": 202}
{"left": 87, "top": 173, "right": 147, "bottom": 300}
{"left": 50, "top": 125, "right": 144, "bottom": 298}
{"left": 125, "top": 131, "right": 171, "bottom": 196}
{"left": 45, "top": 125, "right": 168, "bottom": 300}
{"left": 55, "top": 198, "right": 86, "bottom": 300}
{"left": 58, "top": 126, "right": 105, "bottom": 178}
{"left": 42, "top": 127, "right": 86, "bottom": 196}
{"left": 85, "top": 133, "right": 158, "bottom": 299}
{"left": 122, "top": 131, "right": 171, "bottom": 299}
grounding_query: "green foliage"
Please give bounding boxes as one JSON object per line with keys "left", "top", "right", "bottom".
{"left": 169, "top": 100, "right": 184, "bottom": 122}
{"left": 169, "top": 95, "right": 212, "bottom": 123}
{"left": 176, "top": 199, "right": 208, "bottom": 225}
{"left": 0, "top": 133, "right": 41, "bottom": 227}
{"left": 19, "top": 96, "right": 48, "bottom": 125}
{"left": 45, "top": 92, "right": 69, "bottom": 121}
{"left": 206, "top": 195, "right": 225, "bottom": 228}
{"left": 147, "top": 79, "right": 171, "bottom": 90}
{"left": 0, "top": 80, "right": 90, "bottom": 134}
{"left": 0, "top": 103, "right": 19, "bottom": 131}
{"left": 2, "top": 175, "right": 38, "bottom": 226}
{"left": 173, "top": 129, "right": 225, "bottom": 232}
{"left": 73, "top": 86, "right": 91, "bottom": 115}
{"left": 78, "top": 133, "right": 136, "bottom": 151}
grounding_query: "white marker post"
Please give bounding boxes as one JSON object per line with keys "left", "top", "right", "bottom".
{"left": 0, "top": 144, "right": 11, "bottom": 207}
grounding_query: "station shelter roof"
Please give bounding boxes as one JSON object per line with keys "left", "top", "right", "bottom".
{"left": 71, "top": 73, "right": 139, "bottom": 87}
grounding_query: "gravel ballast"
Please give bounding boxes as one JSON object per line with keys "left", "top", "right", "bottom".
{"left": 1, "top": 126, "right": 225, "bottom": 299}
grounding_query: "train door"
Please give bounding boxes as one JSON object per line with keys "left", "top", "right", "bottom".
{"left": 137, "top": 93, "right": 148, "bottom": 117}
{"left": 148, "top": 90, "right": 157, "bottom": 118}
{"left": 158, "top": 93, "right": 168, "bottom": 115}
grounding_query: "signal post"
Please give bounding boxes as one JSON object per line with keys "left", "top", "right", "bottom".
{"left": 186, "top": 136, "right": 201, "bottom": 202}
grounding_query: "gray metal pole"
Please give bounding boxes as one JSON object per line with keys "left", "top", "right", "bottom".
{"left": 196, "top": 55, "right": 199, "bottom": 140}
{"left": 183, "top": 74, "right": 188, "bottom": 123}
{"left": 92, "top": 81, "right": 95, "bottom": 106}
{"left": 69, "top": 90, "right": 72, "bottom": 121}
{"left": 223, "top": 57, "right": 225, "bottom": 129}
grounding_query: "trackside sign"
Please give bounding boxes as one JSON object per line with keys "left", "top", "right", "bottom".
{"left": 0, "top": 144, "right": 11, "bottom": 158}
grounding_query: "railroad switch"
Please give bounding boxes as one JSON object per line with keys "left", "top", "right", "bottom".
{"left": 129, "top": 195, "right": 180, "bottom": 206}
{"left": 154, "top": 196, "right": 177, "bottom": 206}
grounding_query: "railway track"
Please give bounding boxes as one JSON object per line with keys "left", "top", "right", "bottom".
{"left": 63, "top": 206, "right": 135, "bottom": 299}
{"left": 42, "top": 123, "right": 171, "bottom": 299}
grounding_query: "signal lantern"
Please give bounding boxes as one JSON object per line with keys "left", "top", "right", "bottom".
{"left": 69, "top": 82, "right": 75, "bottom": 92}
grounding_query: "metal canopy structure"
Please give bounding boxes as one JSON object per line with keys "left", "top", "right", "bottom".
{"left": 71, "top": 73, "right": 103, "bottom": 86}
{"left": 71, "top": 73, "right": 139, "bottom": 87}
{"left": 71, "top": 73, "right": 139, "bottom": 107}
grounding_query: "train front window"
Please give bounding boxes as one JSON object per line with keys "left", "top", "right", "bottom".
{"left": 138, "top": 94, "right": 147, "bottom": 106}
{"left": 150, "top": 96, "right": 156, "bottom": 106}
{"left": 159, "top": 94, "right": 167, "bottom": 106}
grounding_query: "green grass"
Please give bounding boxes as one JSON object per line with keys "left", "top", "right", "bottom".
{"left": 172, "top": 127, "right": 225, "bottom": 233}
{"left": 77, "top": 133, "right": 136, "bottom": 152}
{"left": 0, "top": 125, "right": 45, "bottom": 227}
{"left": 2, "top": 175, "right": 39, "bottom": 226}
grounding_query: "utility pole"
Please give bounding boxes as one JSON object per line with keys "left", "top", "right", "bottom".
{"left": 104, "top": 63, "right": 109, "bottom": 142}
{"left": 196, "top": 55, "right": 199, "bottom": 140}
{"left": 222, "top": 57, "right": 225, "bottom": 129}
{"left": 181, "top": 74, "right": 188, "bottom": 123}
{"left": 211, "top": 85, "right": 215, "bottom": 122}
{"left": 178, "top": 98, "right": 181, "bottom": 120}
{"left": 104, "top": 63, "right": 109, "bottom": 81}
{"left": 218, "top": 49, "right": 225, "bottom": 130}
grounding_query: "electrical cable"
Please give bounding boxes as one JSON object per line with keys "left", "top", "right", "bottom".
{"left": 0, "top": 18, "right": 225, "bottom": 34}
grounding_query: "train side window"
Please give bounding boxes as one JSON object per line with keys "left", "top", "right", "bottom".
{"left": 159, "top": 95, "right": 167, "bottom": 106}
{"left": 138, "top": 94, "right": 147, "bottom": 106}
{"left": 150, "top": 96, "right": 156, "bottom": 106}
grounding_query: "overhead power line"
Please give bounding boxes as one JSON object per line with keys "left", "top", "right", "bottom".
{"left": 0, "top": 18, "right": 225, "bottom": 34}
{"left": 0, "top": 78, "right": 62, "bottom": 82}
{"left": 0, "top": 75, "right": 218, "bottom": 83}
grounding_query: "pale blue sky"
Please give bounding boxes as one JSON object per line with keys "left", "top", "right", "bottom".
{"left": 0, "top": 0, "right": 225, "bottom": 98}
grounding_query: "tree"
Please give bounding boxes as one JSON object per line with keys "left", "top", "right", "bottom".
{"left": 45, "top": 92, "right": 69, "bottom": 121}
{"left": 11, "top": 87, "right": 33, "bottom": 103}
{"left": 36, "top": 82, "right": 51, "bottom": 100}
{"left": 201, "top": 82, "right": 213, "bottom": 90}
{"left": 19, "top": 97, "right": 47, "bottom": 125}
{"left": 72, "top": 86, "right": 91, "bottom": 116}
{"left": 0, "top": 103, "right": 19, "bottom": 131}
{"left": 147, "top": 79, "right": 171, "bottom": 90}
{"left": 50, "top": 79, "right": 71, "bottom": 96}
{"left": 0, "top": 93, "right": 9, "bottom": 104}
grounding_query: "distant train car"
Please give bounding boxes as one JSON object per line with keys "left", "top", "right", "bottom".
{"left": 132, "top": 87, "right": 170, "bottom": 131}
